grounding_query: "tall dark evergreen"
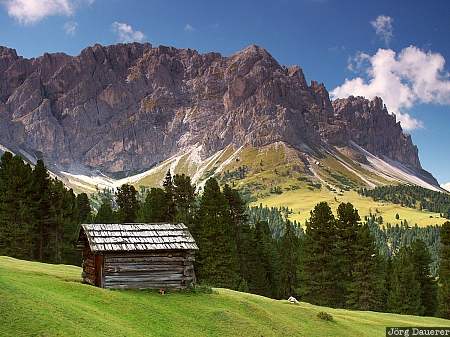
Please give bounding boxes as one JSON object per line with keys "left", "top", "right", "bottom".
{"left": 116, "top": 184, "right": 139, "bottom": 223}
{"left": 438, "top": 221, "right": 450, "bottom": 319}
{"left": 173, "top": 174, "right": 196, "bottom": 226}
{"left": 301, "top": 202, "right": 339, "bottom": 307}
{"left": 387, "top": 246, "right": 423, "bottom": 315}
{"left": 278, "top": 222, "right": 300, "bottom": 298}
{"left": 138, "top": 187, "right": 168, "bottom": 222}
{"left": 223, "top": 185, "right": 252, "bottom": 286}
{"left": 31, "top": 159, "right": 52, "bottom": 261}
{"left": 162, "top": 170, "right": 176, "bottom": 222}
{"left": 94, "top": 198, "right": 116, "bottom": 223}
{"left": 0, "top": 152, "right": 34, "bottom": 259}
{"left": 410, "top": 240, "right": 438, "bottom": 316}
{"left": 346, "top": 223, "right": 385, "bottom": 311}
{"left": 0, "top": 152, "right": 83, "bottom": 264}
{"left": 253, "top": 220, "right": 279, "bottom": 298}
{"left": 76, "top": 193, "right": 92, "bottom": 223}
{"left": 194, "top": 178, "right": 240, "bottom": 289}
{"left": 335, "top": 202, "right": 360, "bottom": 306}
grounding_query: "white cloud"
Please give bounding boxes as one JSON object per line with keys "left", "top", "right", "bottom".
{"left": 331, "top": 46, "right": 450, "bottom": 130}
{"left": 184, "top": 23, "right": 195, "bottom": 32}
{"left": 371, "top": 15, "right": 393, "bottom": 46}
{"left": 2, "top": 0, "right": 93, "bottom": 24}
{"left": 442, "top": 183, "right": 450, "bottom": 192}
{"left": 111, "top": 21, "right": 146, "bottom": 43}
{"left": 63, "top": 20, "right": 77, "bottom": 35}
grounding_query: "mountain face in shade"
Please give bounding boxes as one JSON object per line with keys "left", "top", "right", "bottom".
{"left": 0, "top": 43, "right": 430, "bottom": 183}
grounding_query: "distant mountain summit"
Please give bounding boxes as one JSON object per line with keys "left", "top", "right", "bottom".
{"left": 0, "top": 43, "right": 440, "bottom": 190}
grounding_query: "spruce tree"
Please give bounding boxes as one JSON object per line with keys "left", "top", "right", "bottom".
{"left": 387, "top": 246, "right": 423, "bottom": 315}
{"left": 95, "top": 198, "right": 116, "bottom": 223}
{"left": 301, "top": 202, "right": 340, "bottom": 306}
{"left": 31, "top": 159, "right": 52, "bottom": 261}
{"left": 410, "top": 239, "right": 438, "bottom": 316}
{"left": 279, "top": 222, "right": 300, "bottom": 298}
{"left": 194, "top": 178, "right": 240, "bottom": 289}
{"left": 76, "top": 193, "right": 92, "bottom": 223}
{"left": 335, "top": 202, "right": 360, "bottom": 307}
{"left": 162, "top": 170, "right": 176, "bottom": 222}
{"left": 438, "top": 221, "right": 450, "bottom": 319}
{"left": 253, "top": 220, "right": 279, "bottom": 298}
{"left": 116, "top": 184, "right": 139, "bottom": 223}
{"left": 173, "top": 174, "right": 196, "bottom": 226}
{"left": 0, "top": 152, "right": 34, "bottom": 259}
{"left": 223, "top": 185, "right": 252, "bottom": 286}
{"left": 346, "top": 223, "right": 385, "bottom": 311}
{"left": 138, "top": 187, "right": 167, "bottom": 222}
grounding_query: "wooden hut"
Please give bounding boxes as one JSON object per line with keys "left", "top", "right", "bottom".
{"left": 76, "top": 223, "right": 198, "bottom": 289}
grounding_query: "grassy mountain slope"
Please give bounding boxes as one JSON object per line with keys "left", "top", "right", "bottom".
{"left": 1, "top": 256, "right": 449, "bottom": 337}
{"left": 58, "top": 142, "right": 448, "bottom": 227}
{"left": 131, "top": 143, "right": 447, "bottom": 227}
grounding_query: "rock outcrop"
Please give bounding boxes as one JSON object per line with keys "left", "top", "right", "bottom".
{"left": 0, "top": 42, "right": 427, "bottom": 178}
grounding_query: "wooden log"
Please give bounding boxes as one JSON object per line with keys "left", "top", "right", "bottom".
{"left": 104, "top": 265, "right": 185, "bottom": 273}
{"left": 104, "top": 282, "right": 185, "bottom": 289}
{"left": 105, "top": 256, "right": 194, "bottom": 263}
{"left": 104, "top": 273, "right": 184, "bottom": 282}
{"left": 104, "top": 261, "right": 185, "bottom": 268}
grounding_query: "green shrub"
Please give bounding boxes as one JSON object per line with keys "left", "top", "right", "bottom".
{"left": 317, "top": 311, "right": 333, "bottom": 321}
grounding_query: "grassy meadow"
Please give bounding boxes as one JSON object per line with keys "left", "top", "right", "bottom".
{"left": 1, "top": 256, "right": 449, "bottom": 337}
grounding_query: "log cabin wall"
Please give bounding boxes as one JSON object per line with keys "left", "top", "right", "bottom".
{"left": 81, "top": 244, "right": 96, "bottom": 285}
{"left": 103, "top": 251, "right": 195, "bottom": 289}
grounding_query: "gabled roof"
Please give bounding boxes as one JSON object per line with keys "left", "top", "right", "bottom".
{"left": 77, "top": 223, "right": 198, "bottom": 252}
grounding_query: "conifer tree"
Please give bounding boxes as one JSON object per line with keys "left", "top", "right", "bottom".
{"left": 410, "top": 239, "right": 438, "bottom": 316}
{"left": 194, "top": 178, "right": 240, "bottom": 289}
{"left": 253, "top": 220, "right": 279, "bottom": 298}
{"left": 173, "top": 174, "right": 196, "bottom": 226}
{"left": 279, "top": 222, "right": 300, "bottom": 298}
{"left": 387, "top": 246, "right": 423, "bottom": 315}
{"left": 76, "top": 193, "right": 92, "bottom": 223}
{"left": 116, "top": 184, "right": 139, "bottom": 223}
{"left": 223, "top": 185, "right": 252, "bottom": 284}
{"left": 346, "top": 223, "right": 385, "bottom": 311}
{"left": 301, "top": 202, "right": 339, "bottom": 306}
{"left": 162, "top": 170, "right": 176, "bottom": 222}
{"left": 95, "top": 198, "right": 116, "bottom": 223}
{"left": 0, "top": 152, "right": 34, "bottom": 259}
{"left": 31, "top": 159, "right": 52, "bottom": 260}
{"left": 335, "top": 202, "right": 360, "bottom": 306}
{"left": 438, "top": 221, "right": 450, "bottom": 319}
{"left": 138, "top": 187, "right": 167, "bottom": 222}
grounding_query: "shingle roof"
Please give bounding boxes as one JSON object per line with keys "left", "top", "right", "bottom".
{"left": 78, "top": 223, "right": 198, "bottom": 252}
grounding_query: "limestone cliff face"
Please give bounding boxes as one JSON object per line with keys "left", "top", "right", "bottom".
{"left": 0, "top": 43, "right": 425, "bottom": 176}
{"left": 331, "top": 96, "right": 421, "bottom": 169}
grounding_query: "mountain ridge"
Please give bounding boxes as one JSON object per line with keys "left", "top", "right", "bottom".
{"left": 0, "top": 42, "right": 440, "bottom": 189}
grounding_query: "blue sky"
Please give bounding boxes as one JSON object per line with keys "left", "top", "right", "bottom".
{"left": 0, "top": 0, "right": 449, "bottom": 185}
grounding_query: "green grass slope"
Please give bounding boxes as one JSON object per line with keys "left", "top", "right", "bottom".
{"left": 1, "top": 257, "right": 448, "bottom": 337}
{"left": 126, "top": 143, "right": 447, "bottom": 227}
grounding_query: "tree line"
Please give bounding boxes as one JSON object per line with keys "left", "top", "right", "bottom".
{"left": 0, "top": 152, "right": 91, "bottom": 265}
{"left": 1, "top": 152, "right": 449, "bottom": 319}
{"left": 359, "top": 185, "right": 450, "bottom": 219}
{"left": 93, "top": 170, "right": 450, "bottom": 318}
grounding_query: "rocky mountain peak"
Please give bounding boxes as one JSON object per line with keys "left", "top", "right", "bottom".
{"left": 0, "top": 42, "right": 430, "bottom": 181}
{"left": 332, "top": 96, "right": 421, "bottom": 169}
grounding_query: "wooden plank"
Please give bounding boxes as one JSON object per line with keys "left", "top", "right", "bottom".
{"left": 103, "top": 282, "right": 185, "bottom": 289}
{"left": 104, "top": 272, "right": 184, "bottom": 281}
{"left": 105, "top": 256, "right": 192, "bottom": 263}
{"left": 104, "top": 265, "right": 185, "bottom": 273}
